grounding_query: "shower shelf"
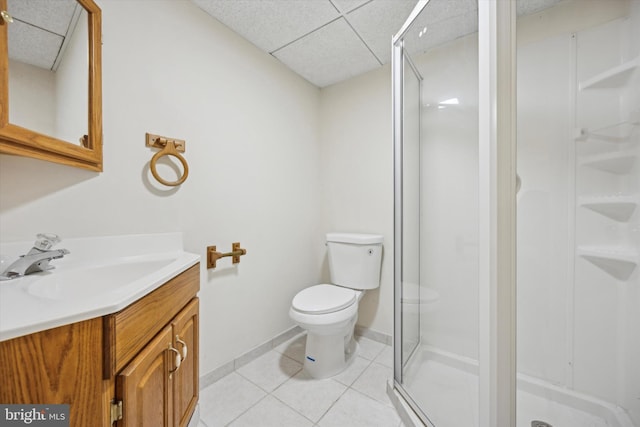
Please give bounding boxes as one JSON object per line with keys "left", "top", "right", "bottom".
{"left": 579, "top": 56, "right": 639, "bottom": 90}
{"left": 579, "top": 150, "right": 637, "bottom": 174}
{"left": 579, "top": 195, "right": 638, "bottom": 221}
{"left": 574, "top": 117, "right": 639, "bottom": 142}
{"left": 577, "top": 247, "right": 638, "bottom": 280}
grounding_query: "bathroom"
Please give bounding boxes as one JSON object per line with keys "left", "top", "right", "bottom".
{"left": 0, "top": 0, "right": 638, "bottom": 426}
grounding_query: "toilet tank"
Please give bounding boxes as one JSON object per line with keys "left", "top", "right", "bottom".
{"left": 326, "top": 233, "right": 383, "bottom": 290}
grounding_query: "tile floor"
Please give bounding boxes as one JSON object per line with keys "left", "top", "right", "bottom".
{"left": 198, "top": 333, "right": 404, "bottom": 427}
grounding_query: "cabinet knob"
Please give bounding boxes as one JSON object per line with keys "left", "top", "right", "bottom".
{"left": 175, "top": 335, "right": 188, "bottom": 361}
{"left": 168, "top": 345, "right": 181, "bottom": 376}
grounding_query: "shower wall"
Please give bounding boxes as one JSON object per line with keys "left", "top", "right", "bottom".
{"left": 518, "top": 3, "right": 639, "bottom": 424}
{"left": 572, "top": 6, "right": 640, "bottom": 422}
{"left": 515, "top": 30, "right": 573, "bottom": 387}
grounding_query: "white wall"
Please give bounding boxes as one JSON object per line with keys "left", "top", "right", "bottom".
{"left": 0, "top": 0, "right": 323, "bottom": 377}
{"left": 318, "top": 66, "right": 394, "bottom": 336}
{"left": 8, "top": 60, "right": 56, "bottom": 136}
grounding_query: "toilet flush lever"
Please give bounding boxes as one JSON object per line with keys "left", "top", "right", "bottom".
{"left": 207, "top": 242, "right": 247, "bottom": 269}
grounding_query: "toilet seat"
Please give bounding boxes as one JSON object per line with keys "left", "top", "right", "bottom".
{"left": 292, "top": 284, "right": 356, "bottom": 315}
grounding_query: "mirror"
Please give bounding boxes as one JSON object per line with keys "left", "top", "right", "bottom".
{"left": 8, "top": 0, "right": 87, "bottom": 147}
{"left": 0, "top": 0, "right": 102, "bottom": 171}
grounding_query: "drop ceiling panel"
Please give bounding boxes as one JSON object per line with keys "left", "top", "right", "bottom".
{"left": 8, "top": 20, "right": 63, "bottom": 69}
{"left": 7, "top": 0, "right": 78, "bottom": 36}
{"left": 346, "top": 0, "right": 418, "bottom": 64}
{"left": 273, "top": 17, "right": 380, "bottom": 87}
{"left": 191, "top": 0, "right": 341, "bottom": 53}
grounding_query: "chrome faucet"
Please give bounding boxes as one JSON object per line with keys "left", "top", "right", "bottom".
{"left": 0, "top": 234, "right": 70, "bottom": 281}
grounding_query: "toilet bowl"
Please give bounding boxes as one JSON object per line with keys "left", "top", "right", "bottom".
{"left": 289, "top": 233, "right": 383, "bottom": 379}
{"left": 290, "top": 284, "right": 363, "bottom": 378}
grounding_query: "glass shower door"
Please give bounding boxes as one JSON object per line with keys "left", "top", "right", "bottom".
{"left": 393, "top": 1, "right": 480, "bottom": 425}
{"left": 401, "top": 52, "right": 421, "bottom": 369}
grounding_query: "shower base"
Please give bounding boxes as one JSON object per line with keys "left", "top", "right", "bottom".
{"left": 394, "top": 345, "right": 634, "bottom": 427}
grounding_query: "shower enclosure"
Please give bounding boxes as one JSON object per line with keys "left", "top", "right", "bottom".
{"left": 392, "top": 1, "right": 639, "bottom": 426}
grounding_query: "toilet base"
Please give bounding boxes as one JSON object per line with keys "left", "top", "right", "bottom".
{"left": 303, "top": 330, "right": 358, "bottom": 379}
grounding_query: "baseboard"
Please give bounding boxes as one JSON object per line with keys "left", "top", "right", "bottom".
{"left": 355, "top": 325, "right": 392, "bottom": 346}
{"left": 200, "top": 325, "right": 391, "bottom": 390}
{"left": 199, "top": 325, "right": 303, "bottom": 390}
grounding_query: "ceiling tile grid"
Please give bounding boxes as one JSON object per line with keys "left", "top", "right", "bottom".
{"left": 7, "top": 0, "right": 567, "bottom": 85}
{"left": 8, "top": 0, "right": 77, "bottom": 36}
{"left": 7, "top": 0, "right": 81, "bottom": 70}
{"left": 344, "top": 0, "right": 418, "bottom": 64}
{"left": 191, "top": 0, "right": 341, "bottom": 53}
{"left": 192, "top": 0, "right": 565, "bottom": 88}
{"left": 193, "top": 0, "right": 421, "bottom": 87}
{"left": 273, "top": 16, "right": 381, "bottom": 87}
{"left": 8, "top": 20, "right": 63, "bottom": 69}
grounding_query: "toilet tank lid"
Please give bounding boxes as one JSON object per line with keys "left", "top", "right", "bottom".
{"left": 326, "top": 233, "right": 383, "bottom": 245}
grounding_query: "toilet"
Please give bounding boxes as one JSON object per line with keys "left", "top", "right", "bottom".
{"left": 289, "top": 232, "right": 383, "bottom": 379}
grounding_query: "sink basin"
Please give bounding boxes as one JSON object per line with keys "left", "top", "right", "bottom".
{"left": 1, "top": 233, "right": 200, "bottom": 342}
{"left": 27, "top": 258, "right": 176, "bottom": 300}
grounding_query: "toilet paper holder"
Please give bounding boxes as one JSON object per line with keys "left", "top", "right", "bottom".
{"left": 207, "top": 242, "right": 247, "bottom": 269}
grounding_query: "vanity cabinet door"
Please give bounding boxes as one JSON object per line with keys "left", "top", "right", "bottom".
{"left": 116, "top": 325, "right": 174, "bottom": 427}
{"left": 114, "top": 298, "right": 199, "bottom": 427}
{"left": 172, "top": 298, "right": 199, "bottom": 427}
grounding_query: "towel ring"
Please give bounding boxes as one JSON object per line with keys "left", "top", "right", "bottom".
{"left": 150, "top": 140, "right": 189, "bottom": 187}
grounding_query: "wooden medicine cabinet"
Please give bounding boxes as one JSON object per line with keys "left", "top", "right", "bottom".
{"left": 0, "top": 0, "right": 103, "bottom": 171}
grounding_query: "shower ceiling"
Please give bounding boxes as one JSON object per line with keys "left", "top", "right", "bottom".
{"left": 7, "top": 0, "right": 563, "bottom": 86}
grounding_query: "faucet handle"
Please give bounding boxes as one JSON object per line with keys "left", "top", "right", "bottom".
{"left": 34, "top": 233, "right": 61, "bottom": 250}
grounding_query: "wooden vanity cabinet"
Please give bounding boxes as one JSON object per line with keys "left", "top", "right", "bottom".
{"left": 106, "top": 264, "right": 199, "bottom": 427}
{"left": 115, "top": 298, "right": 199, "bottom": 427}
{"left": 0, "top": 263, "right": 200, "bottom": 427}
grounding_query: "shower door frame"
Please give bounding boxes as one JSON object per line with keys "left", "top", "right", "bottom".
{"left": 392, "top": 1, "right": 518, "bottom": 426}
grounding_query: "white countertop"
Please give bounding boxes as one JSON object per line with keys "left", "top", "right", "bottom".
{"left": 0, "top": 233, "right": 200, "bottom": 342}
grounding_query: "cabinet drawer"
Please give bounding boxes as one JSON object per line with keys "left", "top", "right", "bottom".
{"left": 103, "top": 264, "right": 199, "bottom": 378}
